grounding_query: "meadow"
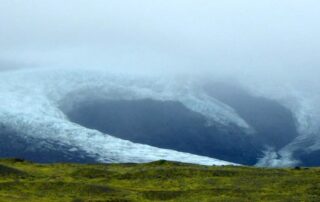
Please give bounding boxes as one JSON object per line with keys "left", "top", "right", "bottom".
{"left": 0, "top": 158, "right": 319, "bottom": 202}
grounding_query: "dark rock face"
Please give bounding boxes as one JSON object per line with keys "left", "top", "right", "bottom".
{"left": 205, "top": 82, "right": 299, "bottom": 150}
{"left": 63, "top": 99, "right": 259, "bottom": 165}
{"left": 62, "top": 84, "right": 301, "bottom": 166}
{"left": 293, "top": 149, "right": 320, "bottom": 167}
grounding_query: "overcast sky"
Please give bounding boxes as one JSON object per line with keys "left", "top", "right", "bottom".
{"left": 0, "top": 0, "right": 319, "bottom": 83}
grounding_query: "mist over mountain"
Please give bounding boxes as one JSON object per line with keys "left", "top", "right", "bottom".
{"left": 1, "top": 1, "right": 320, "bottom": 167}
{"left": 0, "top": 68, "right": 318, "bottom": 167}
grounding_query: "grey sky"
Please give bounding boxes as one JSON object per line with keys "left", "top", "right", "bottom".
{"left": 0, "top": 0, "right": 319, "bottom": 81}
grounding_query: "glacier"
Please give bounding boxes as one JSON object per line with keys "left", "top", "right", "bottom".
{"left": 0, "top": 67, "right": 244, "bottom": 166}
{"left": 243, "top": 80, "right": 320, "bottom": 167}
{"left": 1, "top": 67, "right": 320, "bottom": 167}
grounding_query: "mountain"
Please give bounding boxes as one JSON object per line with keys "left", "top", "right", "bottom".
{"left": 0, "top": 68, "right": 319, "bottom": 166}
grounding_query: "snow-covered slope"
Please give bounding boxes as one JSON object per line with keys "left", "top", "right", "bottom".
{"left": 0, "top": 68, "right": 241, "bottom": 166}
{"left": 1, "top": 67, "right": 320, "bottom": 167}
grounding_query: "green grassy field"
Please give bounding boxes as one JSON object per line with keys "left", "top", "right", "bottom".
{"left": 0, "top": 158, "right": 319, "bottom": 202}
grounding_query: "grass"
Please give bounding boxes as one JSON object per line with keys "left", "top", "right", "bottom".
{"left": 0, "top": 158, "right": 319, "bottom": 201}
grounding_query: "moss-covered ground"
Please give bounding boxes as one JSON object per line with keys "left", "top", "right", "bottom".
{"left": 0, "top": 158, "right": 319, "bottom": 201}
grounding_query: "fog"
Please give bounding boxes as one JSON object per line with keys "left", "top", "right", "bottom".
{"left": 1, "top": 0, "right": 319, "bottom": 113}
{"left": 1, "top": 0, "right": 320, "bottom": 166}
{"left": 1, "top": 0, "right": 319, "bottom": 76}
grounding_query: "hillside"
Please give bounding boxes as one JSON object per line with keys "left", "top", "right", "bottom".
{"left": 0, "top": 159, "right": 319, "bottom": 201}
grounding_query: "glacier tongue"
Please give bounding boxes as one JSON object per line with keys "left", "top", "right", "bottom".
{"left": 0, "top": 68, "right": 241, "bottom": 166}
{"left": 2, "top": 113, "right": 235, "bottom": 166}
{"left": 243, "top": 80, "right": 320, "bottom": 167}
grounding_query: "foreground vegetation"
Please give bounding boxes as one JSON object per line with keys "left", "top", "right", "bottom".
{"left": 0, "top": 159, "right": 319, "bottom": 201}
